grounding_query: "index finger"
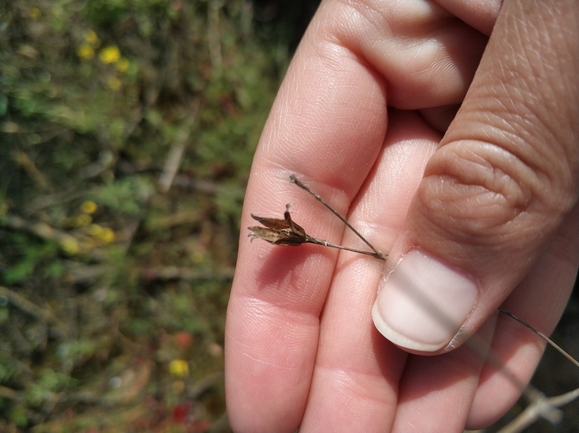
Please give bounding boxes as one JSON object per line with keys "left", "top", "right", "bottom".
{"left": 224, "top": 40, "right": 388, "bottom": 432}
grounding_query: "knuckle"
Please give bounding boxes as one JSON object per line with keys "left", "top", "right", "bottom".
{"left": 416, "top": 139, "right": 575, "bottom": 243}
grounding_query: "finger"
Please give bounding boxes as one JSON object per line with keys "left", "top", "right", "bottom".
{"left": 433, "top": 0, "right": 502, "bottom": 35}
{"left": 391, "top": 316, "right": 496, "bottom": 433}
{"left": 372, "top": 0, "right": 579, "bottom": 354}
{"left": 299, "top": 111, "right": 438, "bottom": 432}
{"left": 225, "top": 2, "right": 391, "bottom": 430}
{"left": 338, "top": 0, "right": 488, "bottom": 109}
{"left": 466, "top": 202, "right": 579, "bottom": 428}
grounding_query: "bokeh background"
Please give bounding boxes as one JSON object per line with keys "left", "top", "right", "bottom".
{"left": 0, "top": 1, "right": 577, "bottom": 432}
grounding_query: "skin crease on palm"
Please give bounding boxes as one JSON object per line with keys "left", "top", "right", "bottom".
{"left": 224, "top": 0, "right": 579, "bottom": 432}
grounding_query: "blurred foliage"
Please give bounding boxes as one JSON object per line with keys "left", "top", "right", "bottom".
{"left": 0, "top": 0, "right": 319, "bottom": 431}
{"left": 2, "top": 1, "right": 577, "bottom": 432}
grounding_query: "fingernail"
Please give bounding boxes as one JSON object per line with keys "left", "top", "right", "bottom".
{"left": 372, "top": 250, "right": 478, "bottom": 352}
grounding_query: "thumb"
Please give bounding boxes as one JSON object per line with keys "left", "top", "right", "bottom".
{"left": 372, "top": 0, "right": 579, "bottom": 354}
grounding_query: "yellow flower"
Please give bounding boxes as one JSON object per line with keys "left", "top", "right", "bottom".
{"left": 87, "top": 225, "right": 115, "bottom": 243}
{"left": 77, "top": 44, "right": 95, "bottom": 60}
{"left": 80, "top": 200, "right": 98, "bottom": 214}
{"left": 84, "top": 30, "right": 100, "bottom": 46}
{"left": 61, "top": 238, "right": 79, "bottom": 254}
{"left": 169, "top": 359, "right": 189, "bottom": 378}
{"left": 76, "top": 214, "right": 92, "bottom": 227}
{"left": 115, "top": 57, "right": 130, "bottom": 73}
{"left": 107, "top": 76, "right": 122, "bottom": 91}
{"left": 29, "top": 8, "right": 41, "bottom": 19}
{"left": 100, "top": 228, "right": 115, "bottom": 243}
{"left": 191, "top": 251, "right": 204, "bottom": 264}
{"left": 99, "top": 46, "right": 121, "bottom": 64}
{"left": 87, "top": 224, "right": 104, "bottom": 237}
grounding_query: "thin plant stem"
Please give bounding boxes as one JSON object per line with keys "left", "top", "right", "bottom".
{"left": 304, "top": 236, "right": 386, "bottom": 260}
{"left": 498, "top": 307, "right": 579, "bottom": 368}
{"left": 289, "top": 174, "right": 387, "bottom": 260}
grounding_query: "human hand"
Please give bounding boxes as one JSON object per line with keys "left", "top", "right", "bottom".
{"left": 225, "top": 0, "right": 579, "bottom": 431}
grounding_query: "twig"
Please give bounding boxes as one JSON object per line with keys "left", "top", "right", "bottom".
{"left": 118, "top": 218, "right": 142, "bottom": 256}
{"left": 208, "top": 411, "right": 229, "bottom": 433}
{"left": 0, "top": 286, "right": 68, "bottom": 338}
{"left": 171, "top": 176, "right": 222, "bottom": 194}
{"left": 208, "top": 0, "right": 223, "bottom": 76}
{"left": 26, "top": 188, "right": 87, "bottom": 213}
{"left": 498, "top": 386, "right": 579, "bottom": 433}
{"left": 187, "top": 371, "right": 224, "bottom": 400}
{"left": 0, "top": 386, "right": 24, "bottom": 402}
{"left": 158, "top": 128, "right": 188, "bottom": 192}
{"left": 80, "top": 149, "right": 115, "bottom": 179}
{"left": 1, "top": 213, "right": 78, "bottom": 247}
{"left": 13, "top": 150, "right": 52, "bottom": 192}
{"left": 158, "top": 100, "right": 200, "bottom": 193}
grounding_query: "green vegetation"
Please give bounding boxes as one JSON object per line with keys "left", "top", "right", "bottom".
{"left": 0, "top": 1, "right": 317, "bottom": 430}
{"left": 2, "top": 1, "right": 577, "bottom": 432}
